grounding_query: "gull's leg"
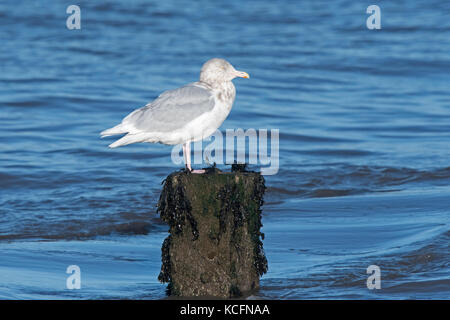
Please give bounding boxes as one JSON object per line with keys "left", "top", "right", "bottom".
{"left": 183, "top": 142, "right": 191, "bottom": 171}
{"left": 186, "top": 141, "right": 205, "bottom": 174}
{"left": 186, "top": 142, "right": 192, "bottom": 171}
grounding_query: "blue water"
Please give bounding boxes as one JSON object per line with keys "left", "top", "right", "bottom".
{"left": 0, "top": 0, "right": 449, "bottom": 299}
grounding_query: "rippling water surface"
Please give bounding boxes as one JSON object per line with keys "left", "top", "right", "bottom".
{"left": 0, "top": 0, "right": 449, "bottom": 299}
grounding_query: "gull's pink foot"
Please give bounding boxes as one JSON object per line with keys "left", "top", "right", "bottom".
{"left": 185, "top": 164, "right": 205, "bottom": 174}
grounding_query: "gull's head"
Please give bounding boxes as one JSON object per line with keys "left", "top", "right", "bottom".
{"left": 200, "top": 58, "right": 249, "bottom": 85}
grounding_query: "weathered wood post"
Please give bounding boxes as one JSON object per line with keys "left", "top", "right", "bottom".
{"left": 157, "top": 166, "right": 268, "bottom": 298}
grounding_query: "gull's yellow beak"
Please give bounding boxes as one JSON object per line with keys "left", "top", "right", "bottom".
{"left": 235, "top": 71, "right": 250, "bottom": 79}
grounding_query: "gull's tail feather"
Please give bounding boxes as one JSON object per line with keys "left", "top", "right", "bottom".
{"left": 100, "top": 124, "right": 127, "bottom": 138}
{"left": 108, "top": 133, "right": 149, "bottom": 148}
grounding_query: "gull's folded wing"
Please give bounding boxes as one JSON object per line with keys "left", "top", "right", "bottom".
{"left": 124, "top": 83, "right": 215, "bottom": 133}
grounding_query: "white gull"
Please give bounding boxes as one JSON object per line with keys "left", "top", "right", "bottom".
{"left": 100, "top": 58, "right": 249, "bottom": 173}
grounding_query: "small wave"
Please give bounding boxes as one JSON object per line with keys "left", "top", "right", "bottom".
{"left": 0, "top": 77, "right": 62, "bottom": 84}
{"left": 3, "top": 100, "right": 49, "bottom": 108}
{"left": 267, "top": 165, "right": 450, "bottom": 199}
{"left": 281, "top": 132, "right": 359, "bottom": 143}
{"left": 0, "top": 172, "right": 32, "bottom": 188}
{"left": 0, "top": 220, "right": 157, "bottom": 242}
{"left": 300, "top": 149, "right": 375, "bottom": 157}
{"left": 364, "top": 230, "right": 450, "bottom": 296}
{"left": 66, "top": 47, "right": 118, "bottom": 57}
{"left": 310, "top": 188, "right": 360, "bottom": 198}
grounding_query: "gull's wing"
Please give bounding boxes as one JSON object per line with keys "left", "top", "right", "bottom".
{"left": 124, "top": 83, "right": 215, "bottom": 133}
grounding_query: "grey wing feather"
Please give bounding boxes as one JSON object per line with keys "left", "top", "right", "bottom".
{"left": 124, "top": 83, "right": 215, "bottom": 133}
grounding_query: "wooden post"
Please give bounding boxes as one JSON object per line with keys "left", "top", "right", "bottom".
{"left": 157, "top": 166, "right": 268, "bottom": 298}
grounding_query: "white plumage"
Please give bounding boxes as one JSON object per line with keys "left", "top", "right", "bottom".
{"left": 101, "top": 58, "right": 249, "bottom": 172}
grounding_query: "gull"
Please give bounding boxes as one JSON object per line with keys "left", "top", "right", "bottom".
{"left": 100, "top": 58, "right": 249, "bottom": 173}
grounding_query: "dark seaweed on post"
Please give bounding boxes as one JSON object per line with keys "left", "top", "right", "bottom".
{"left": 157, "top": 168, "right": 268, "bottom": 298}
